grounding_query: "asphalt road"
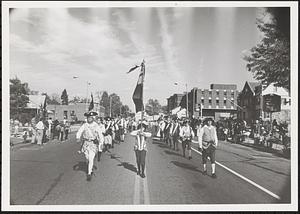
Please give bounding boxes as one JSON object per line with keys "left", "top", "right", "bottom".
{"left": 10, "top": 131, "right": 291, "bottom": 205}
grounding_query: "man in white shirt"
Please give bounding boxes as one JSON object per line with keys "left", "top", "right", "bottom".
{"left": 198, "top": 117, "right": 218, "bottom": 178}
{"left": 76, "top": 111, "right": 104, "bottom": 181}
{"left": 179, "top": 120, "right": 195, "bottom": 159}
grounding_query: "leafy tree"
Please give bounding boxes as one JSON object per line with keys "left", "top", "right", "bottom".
{"left": 100, "top": 91, "right": 110, "bottom": 116}
{"left": 10, "top": 77, "right": 30, "bottom": 122}
{"left": 244, "top": 7, "right": 290, "bottom": 90}
{"left": 69, "top": 96, "right": 81, "bottom": 104}
{"left": 46, "top": 93, "right": 61, "bottom": 105}
{"left": 61, "top": 89, "right": 69, "bottom": 105}
{"left": 161, "top": 105, "right": 168, "bottom": 114}
{"left": 145, "top": 99, "right": 162, "bottom": 115}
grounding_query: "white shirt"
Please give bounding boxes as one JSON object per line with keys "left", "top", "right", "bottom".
{"left": 76, "top": 121, "right": 104, "bottom": 144}
{"left": 198, "top": 125, "right": 218, "bottom": 149}
{"left": 179, "top": 125, "right": 195, "bottom": 139}
{"left": 35, "top": 121, "right": 44, "bottom": 130}
{"left": 130, "top": 130, "right": 152, "bottom": 151}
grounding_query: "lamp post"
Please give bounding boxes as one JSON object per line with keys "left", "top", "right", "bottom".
{"left": 73, "top": 76, "right": 91, "bottom": 111}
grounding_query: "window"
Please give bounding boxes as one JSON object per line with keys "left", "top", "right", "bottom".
{"left": 224, "top": 100, "right": 227, "bottom": 105}
{"left": 209, "top": 91, "right": 212, "bottom": 96}
{"left": 70, "top": 110, "right": 75, "bottom": 116}
{"left": 201, "top": 99, "right": 204, "bottom": 104}
{"left": 216, "top": 100, "right": 219, "bottom": 105}
{"left": 224, "top": 91, "right": 227, "bottom": 96}
{"left": 209, "top": 99, "right": 212, "bottom": 104}
{"left": 63, "top": 111, "right": 68, "bottom": 119}
{"left": 216, "top": 91, "right": 219, "bottom": 96}
{"left": 231, "top": 91, "right": 234, "bottom": 97}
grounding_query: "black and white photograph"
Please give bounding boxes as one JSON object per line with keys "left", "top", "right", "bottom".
{"left": 1, "top": 1, "right": 298, "bottom": 212}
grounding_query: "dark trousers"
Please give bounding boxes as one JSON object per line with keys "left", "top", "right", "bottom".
{"left": 65, "top": 129, "right": 69, "bottom": 140}
{"left": 135, "top": 150, "right": 146, "bottom": 173}
{"left": 60, "top": 131, "right": 64, "bottom": 141}
{"left": 182, "top": 140, "right": 191, "bottom": 157}
{"left": 202, "top": 145, "right": 216, "bottom": 164}
{"left": 173, "top": 136, "right": 179, "bottom": 150}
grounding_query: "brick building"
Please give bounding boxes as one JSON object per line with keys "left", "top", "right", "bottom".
{"left": 189, "top": 84, "right": 238, "bottom": 120}
{"left": 47, "top": 103, "right": 105, "bottom": 122}
{"left": 167, "top": 84, "right": 239, "bottom": 121}
{"left": 167, "top": 93, "right": 184, "bottom": 113}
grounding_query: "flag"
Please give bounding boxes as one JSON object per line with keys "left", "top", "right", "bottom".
{"left": 132, "top": 61, "right": 145, "bottom": 113}
{"left": 42, "top": 95, "right": 47, "bottom": 119}
{"left": 88, "top": 93, "right": 94, "bottom": 111}
{"left": 127, "top": 65, "right": 140, "bottom": 74}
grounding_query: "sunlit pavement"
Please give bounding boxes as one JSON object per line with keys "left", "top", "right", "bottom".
{"left": 10, "top": 132, "right": 290, "bottom": 205}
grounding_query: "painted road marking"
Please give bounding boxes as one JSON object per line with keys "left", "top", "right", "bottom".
{"left": 190, "top": 140, "right": 281, "bottom": 200}
{"left": 143, "top": 169, "right": 150, "bottom": 204}
{"left": 133, "top": 170, "right": 140, "bottom": 204}
{"left": 153, "top": 137, "right": 281, "bottom": 200}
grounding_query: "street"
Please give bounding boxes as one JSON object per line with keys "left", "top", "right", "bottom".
{"left": 10, "top": 131, "right": 291, "bottom": 205}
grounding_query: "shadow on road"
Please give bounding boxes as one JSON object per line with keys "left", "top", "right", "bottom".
{"left": 170, "top": 161, "right": 203, "bottom": 174}
{"left": 164, "top": 150, "right": 182, "bottom": 157}
{"left": 117, "top": 162, "right": 137, "bottom": 173}
{"left": 110, "top": 154, "right": 137, "bottom": 174}
{"left": 72, "top": 161, "right": 87, "bottom": 173}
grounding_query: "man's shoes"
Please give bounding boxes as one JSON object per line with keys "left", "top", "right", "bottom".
{"left": 140, "top": 172, "right": 145, "bottom": 178}
{"left": 137, "top": 171, "right": 140, "bottom": 175}
{"left": 203, "top": 170, "right": 207, "bottom": 175}
{"left": 212, "top": 173, "right": 217, "bottom": 178}
{"left": 87, "top": 174, "right": 92, "bottom": 181}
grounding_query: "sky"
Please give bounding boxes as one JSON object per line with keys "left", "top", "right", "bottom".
{"left": 9, "top": 7, "right": 265, "bottom": 111}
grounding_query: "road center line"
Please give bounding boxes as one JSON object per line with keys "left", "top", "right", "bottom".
{"left": 133, "top": 170, "right": 140, "bottom": 204}
{"left": 143, "top": 169, "right": 150, "bottom": 204}
{"left": 152, "top": 137, "right": 280, "bottom": 200}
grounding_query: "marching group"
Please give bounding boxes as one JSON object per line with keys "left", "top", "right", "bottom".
{"left": 155, "top": 115, "right": 218, "bottom": 178}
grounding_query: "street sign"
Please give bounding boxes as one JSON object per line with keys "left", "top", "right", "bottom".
{"left": 263, "top": 94, "right": 281, "bottom": 112}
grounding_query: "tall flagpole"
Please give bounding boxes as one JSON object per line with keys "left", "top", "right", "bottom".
{"left": 141, "top": 59, "right": 145, "bottom": 131}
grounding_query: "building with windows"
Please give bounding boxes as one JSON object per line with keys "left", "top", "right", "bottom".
{"left": 189, "top": 84, "right": 238, "bottom": 120}
{"left": 167, "top": 93, "right": 184, "bottom": 113}
{"left": 238, "top": 81, "right": 290, "bottom": 123}
{"left": 167, "top": 84, "right": 239, "bottom": 121}
{"left": 47, "top": 103, "right": 105, "bottom": 122}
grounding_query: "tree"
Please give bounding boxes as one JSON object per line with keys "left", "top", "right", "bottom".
{"left": 47, "top": 93, "right": 61, "bottom": 105}
{"left": 61, "top": 89, "right": 69, "bottom": 105}
{"left": 145, "top": 99, "right": 162, "bottom": 115}
{"left": 100, "top": 91, "right": 110, "bottom": 116}
{"left": 161, "top": 105, "right": 168, "bottom": 114}
{"left": 244, "top": 8, "right": 290, "bottom": 90}
{"left": 69, "top": 96, "right": 81, "bottom": 104}
{"left": 10, "top": 77, "right": 30, "bottom": 122}
{"left": 110, "top": 93, "right": 122, "bottom": 117}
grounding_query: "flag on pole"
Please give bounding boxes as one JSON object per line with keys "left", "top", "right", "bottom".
{"left": 127, "top": 65, "right": 140, "bottom": 74}
{"left": 88, "top": 93, "right": 94, "bottom": 111}
{"left": 132, "top": 61, "right": 145, "bottom": 113}
{"left": 43, "top": 95, "right": 47, "bottom": 119}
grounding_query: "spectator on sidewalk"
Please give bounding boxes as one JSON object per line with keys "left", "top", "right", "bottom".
{"left": 35, "top": 118, "right": 44, "bottom": 146}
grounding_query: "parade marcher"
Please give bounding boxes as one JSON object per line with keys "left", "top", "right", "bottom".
{"left": 130, "top": 121, "right": 152, "bottom": 178}
{"left": 171, "top": 117, "right": 180, "bottom": 151}
{"left": 35, "top": 118, "right": 44, "bottom": 146}
{"left": 96, "top": 117, "right": 106, "bottom": 162}
{"left": 76, "top": 111, "right": 104, "bottom": 181}
{"left": 164, "top": 117, "right": 172, "bottom": 146}
{"left": 198, "top": 117, "right": 218, "bottom": 178}
{"left": 179, "top": 120, "right": 195, "bottom": 159}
